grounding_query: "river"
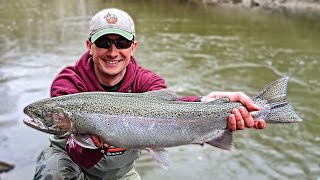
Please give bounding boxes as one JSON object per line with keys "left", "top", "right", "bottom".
{"left": 0, "top": 0, "right": 319, "bottom": 179}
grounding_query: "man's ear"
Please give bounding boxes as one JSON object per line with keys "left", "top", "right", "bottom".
{"left": 86, "top": 39, "right": 93, "bottom": 55}
{"left": 130, "top": 41, "right": 138, "bottom": 56}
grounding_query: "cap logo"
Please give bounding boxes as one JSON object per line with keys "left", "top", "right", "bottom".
{"left": 104, "top": 13, "right": 118, "bottom": 24}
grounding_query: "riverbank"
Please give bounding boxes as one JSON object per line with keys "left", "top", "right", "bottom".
{"left": 188, "top": 0, "right": 320, "bottom": 16}
{"left": 0, "top": 161, "right": 14, "bottom": 174}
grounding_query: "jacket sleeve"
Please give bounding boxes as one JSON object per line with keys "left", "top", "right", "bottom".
{"left": 51, "top": 68, "right": 88, "bottom": 97}
{"left": 132, "top": 68, "right": 167, "bottom": 92}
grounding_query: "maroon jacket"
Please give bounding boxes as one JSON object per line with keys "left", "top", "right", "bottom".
{"left": 50, "top": 51, "right": 200, "bottom": 169}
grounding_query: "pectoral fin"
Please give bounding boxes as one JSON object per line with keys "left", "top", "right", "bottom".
{"left": 208, "top": 97, "right": 230, "bottom": 104}
{"left": 70, "top": 134, "right": 98, "bottom": 149}
{"left": 147, "top": 148, "right": 169, "bottom": 170}
{"left": 144, "top": 89, "right": 178, "bottom": 101}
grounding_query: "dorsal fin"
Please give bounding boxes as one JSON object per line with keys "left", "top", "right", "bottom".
{"left": 143, "top": 89, "right": 178, "bottom": 101}
{"left": 206, "top": 97, "right": 230, "bottom": 104}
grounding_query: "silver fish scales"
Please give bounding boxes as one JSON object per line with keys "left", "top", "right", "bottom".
{"left": 23, "top": 77, "right": 302, "bottom": 169}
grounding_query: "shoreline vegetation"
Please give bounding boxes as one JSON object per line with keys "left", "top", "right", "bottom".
{"left": 187, "top": 0, "right": 320, "bottom": 17}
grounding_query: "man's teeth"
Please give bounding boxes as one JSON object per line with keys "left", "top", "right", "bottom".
{"left": 106, "top": 60, "right": 119, "bottom": 64}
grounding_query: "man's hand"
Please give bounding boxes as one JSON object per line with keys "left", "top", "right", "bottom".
{"left": 201, "top": 92, "right": 266, "bottom": 131}
{"left": 91, "top": 135, "right": 126, "bottom": 153}
{"left": 91, "top": 135, "right": 110, "bottom": 149}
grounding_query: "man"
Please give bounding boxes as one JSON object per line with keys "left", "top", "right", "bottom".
{"left": 34, "top": 8, "right": 266, "bottom": 180}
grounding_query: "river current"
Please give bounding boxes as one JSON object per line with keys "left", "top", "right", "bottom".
{"left": 0, "top": 1, "right": 319, "bottom": 179}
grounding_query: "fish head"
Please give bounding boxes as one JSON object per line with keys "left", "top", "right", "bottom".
{"left": 23, "top": 100, "right": 72, "bottom": 136}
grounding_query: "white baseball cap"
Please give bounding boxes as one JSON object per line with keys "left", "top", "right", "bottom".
{"left": 88, "top": 8, "right": 135, "bottom": 42}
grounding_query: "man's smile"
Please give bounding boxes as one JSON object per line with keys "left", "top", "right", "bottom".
{"left": 105, "top": 60, "right": 121, "bottom": 64}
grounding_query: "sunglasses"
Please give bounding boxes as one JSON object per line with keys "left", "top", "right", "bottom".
{"left": 93, "top": 37, "right": 133, "bottom": 49}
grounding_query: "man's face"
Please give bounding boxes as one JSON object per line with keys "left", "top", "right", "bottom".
{"left": 87, "top": 34, "right": 137, "bottom": 79}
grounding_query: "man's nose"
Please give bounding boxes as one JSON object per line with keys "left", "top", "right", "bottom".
{"left": 106, "top": 43, "right": 118, "bottom": 57}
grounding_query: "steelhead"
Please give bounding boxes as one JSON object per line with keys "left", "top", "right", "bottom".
{"left": 23, "top": 77, "right": 301, "bottom": 169}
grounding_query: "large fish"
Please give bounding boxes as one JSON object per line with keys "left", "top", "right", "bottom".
{"left": 23, "top": 77, "right": 301, "bottom": 168}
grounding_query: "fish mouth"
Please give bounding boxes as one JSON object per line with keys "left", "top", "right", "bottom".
{"left": 23, "top": 118, "right": 64, "bottom": 135}
{"left": 23, "top": 117, "right": 43, "bottom": 128}
{"left": 22, "top": 106, "right": 46, "bottom": 129}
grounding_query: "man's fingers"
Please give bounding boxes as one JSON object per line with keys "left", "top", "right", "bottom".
{"left": 239, "top": 106, "right": 254, "bottom": 128}
{"left": 228, "top": 114, "right": 236, "bottom": 131}
{"left": 233, "top": 92, "right": 260, "bottom": 111}
{"left": 92, "top": 136, "right": 110, "bottom": 150}
{"left": 103, "top": 143, "right": 110, "bottom": 149}
{"left": 91, "top": 135, "right": 102, "bottom": 148}
{"left": 232, "top": 108, "right": 245, "bottom": 130}
{"left": 229, "top": 110, "right": 267, "bottom": 131}
{"left": 254, "top": 119, "right": 266, "bottom": 129}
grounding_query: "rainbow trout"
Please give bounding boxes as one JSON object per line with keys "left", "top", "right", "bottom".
{"left": 23, "top": 77, "right": 301, "bottom": 169}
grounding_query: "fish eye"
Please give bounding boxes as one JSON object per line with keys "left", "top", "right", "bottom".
{"left": 35, "top": 110, "right": 44, "bottom": 117}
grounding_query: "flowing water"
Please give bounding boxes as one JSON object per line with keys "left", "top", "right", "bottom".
{"left": 0, "top": 0, "right": 319, "bottom": 179}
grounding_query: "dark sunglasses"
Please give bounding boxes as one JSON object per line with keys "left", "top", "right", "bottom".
{"left": 93, "top": 37, "right": 133, "bottom": 49}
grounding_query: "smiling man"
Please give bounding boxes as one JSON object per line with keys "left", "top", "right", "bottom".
{"left": 33, "top": 8, "right": 265, "bottom": 180}
{"left": 87, "top": 11, "right": 137, "bottom": 87}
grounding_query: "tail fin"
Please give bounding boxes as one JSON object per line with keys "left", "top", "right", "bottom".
{"left": 253, "top": 77, "right": 302, "bottom": 123}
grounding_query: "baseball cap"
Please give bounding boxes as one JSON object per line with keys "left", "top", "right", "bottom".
{"left": 88, "top": 8, "right": 135, "bottom": 42}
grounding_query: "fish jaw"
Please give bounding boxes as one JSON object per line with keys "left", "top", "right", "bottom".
{"left": 23, "top": 118, "right": 67, "bottom": 135}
